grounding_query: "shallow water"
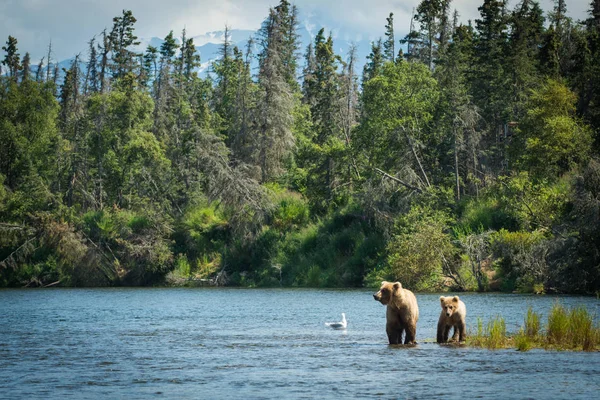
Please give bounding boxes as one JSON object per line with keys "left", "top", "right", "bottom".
{"left": 0, "top": 289, "right": 599, "bottom": 399}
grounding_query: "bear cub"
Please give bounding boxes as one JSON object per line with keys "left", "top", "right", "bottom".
{"left": 437, "top": 296, "right": 467, "bottom": 343}
{"left": 373, "top": 281, "right": 419, "bottom": 345}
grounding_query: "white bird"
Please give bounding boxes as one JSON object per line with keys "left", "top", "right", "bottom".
{"left": 325, "top": 313, "right": 347, "bottom": 330}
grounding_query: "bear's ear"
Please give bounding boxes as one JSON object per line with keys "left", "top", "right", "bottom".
{"left": 393, "top": 282, "right": 402, "bottom": 290}
{"left": 453, "top": 296, "right": 459, "bottom": 302}
{"left": 381, "top": 281, "right": 388, "bottom": 287}
{"left": 440, "top": 296, "right": 445, "bottom": 302}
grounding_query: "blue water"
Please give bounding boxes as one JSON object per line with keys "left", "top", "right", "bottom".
{"left": 0, "top": 289, "right": 599, "bottom": 399}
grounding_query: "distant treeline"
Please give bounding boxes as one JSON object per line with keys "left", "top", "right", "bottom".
{"left": 1, "top": 0, "right": 600, "bottom": 293}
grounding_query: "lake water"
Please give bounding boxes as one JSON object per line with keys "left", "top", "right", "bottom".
{"left": 1, "top": 289, "right": 599, "bottom": 399}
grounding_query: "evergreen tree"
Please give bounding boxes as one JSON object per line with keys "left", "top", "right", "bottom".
{"left": 212, "top": 26, "right": 238, "bottom": 141}
{"left": 275, "top": 0, "right": 301, "bottom": 90}
{"left": 109, "top": 10, "right": 140, "bottom": 81}
{"left": 45, "top": 40, "right": 53, "bottom": 82}
{"left": 2, "top": 36, "right": 21, "bottom": 80}
{"left": 254, "top": 6, "right": 296, "bottom": 182}
{"left": 507, "top": 0, "right": 545, "bottom": 119}
{"left": 384, "top": 13, "right": 395, "bottom": 62}
{"left": 362, "top": 39, "right": 383, "bottom": 85}
{"left": 84, "top": 38, "right": 99, "bottom": 94}
{"left": 142, "top": 45, "right": 158, "bottom": 89}
{"left": 414, "top": 0, "right": 444, "bottom": 70}
{"left": 231, "top": 38, "right": 256, "bottom": 163}
{"left": 472, "top": 0, "right": 511, "bottom": 173}
{"left": 436, "top": 18, "right": 481, "bottom": 200}
{"left": 98, "top": 30, "right": 111, "bottom": 93}
{"left": 20, "top": 52, "right": 31, "bottom": 82}
{"left": 35, "top": 57, "right": 44, "bottom": 82}
{"left": 301, "top": 42, "right": 317, "bottom": 107}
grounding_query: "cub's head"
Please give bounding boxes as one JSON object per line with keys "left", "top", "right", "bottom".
{"left": 373, "top": 281, "right": 401, "bottom": 305}
{"left": 440, "top": 296, "right": 460, "bottom": 317}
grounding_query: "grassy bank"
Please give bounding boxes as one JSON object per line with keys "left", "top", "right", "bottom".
{"left": 466, "top": 303, "right": 600, "bottom": 351}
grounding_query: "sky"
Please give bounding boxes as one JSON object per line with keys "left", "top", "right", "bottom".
{"left": 0, "top": 0, "right": 591, "bottom": 62}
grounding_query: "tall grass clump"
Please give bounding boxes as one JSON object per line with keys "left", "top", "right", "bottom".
{"left": 487, "top": 316, "right": 508, "bottom": 349}
{"left": 515, "top": 306, "right": 541, "bottom": 351}
{"left": 467, "top": 318, "right": 486, "bottom": 347}
{"left": 525, "top": 306, "right": 541, "bottom": 337}
{"left": 515, "top": 328, "right": 532, "bottom": 351}
{"left": 467, "top": 316, "right": 508, "bottom": 349}
{"left": 546, "top": 303, "right": 599, "bottom": 351}
{"left": 547, "top": 302, "right": 570, "bottom": 345}
{"left": 567, "top": 306, "right": 598, "bottom": 351}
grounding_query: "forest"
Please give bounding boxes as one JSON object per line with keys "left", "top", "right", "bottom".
{"left": 0, "top": 0, "right": 599, "bottom": 293}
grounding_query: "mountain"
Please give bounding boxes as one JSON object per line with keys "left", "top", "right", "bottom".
{"left": 133, "top": 23, "right": 376, "bottom": 79}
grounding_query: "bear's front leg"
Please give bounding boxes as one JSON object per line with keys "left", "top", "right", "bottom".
{"left": 437, "top": 319, "right": 446, "bottom": 343}
{"left": 458, "top": 322, "right": 466, "bottom": 342}
{"left": 443, "top": 325, "right": 451, "bottom": 342}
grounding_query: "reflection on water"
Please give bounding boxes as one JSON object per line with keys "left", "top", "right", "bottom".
{"left": 0, "top": 289, "right": 599, "bottom": 399}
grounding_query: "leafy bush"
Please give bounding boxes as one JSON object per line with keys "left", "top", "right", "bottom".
{"left": 458, "top": 196, "right": 519, "bottom": 232}
{"left": 385, "top": 207, "right": 454, "bottom": 291}
{"left": 490, "top": 229, "right": 548, "bottom": 293}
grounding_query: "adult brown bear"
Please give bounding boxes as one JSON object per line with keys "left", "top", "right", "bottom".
{"left": 373, "top": 281, "right": 419, "bottom": 344}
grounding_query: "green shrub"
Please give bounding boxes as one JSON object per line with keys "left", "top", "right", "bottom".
{"left": 306, "top": 265, "right": 323, "bottom": 287}
{"left": 490, "top": 229, "right": 548, "bottom": 293}
{"left": 459, "top": 197, "right": 519, "bottom": 232}
{"left": 270, "top": 189, "right": 310, "bottom": 231}
{"left": 387, "top": 208, "right": 454, "bottom": 291}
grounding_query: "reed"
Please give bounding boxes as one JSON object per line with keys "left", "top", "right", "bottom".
{"left": 486, "top": 316, "right": 508, "bottom": 349}
{"left": 466, "top": 316, "right": 508, "bottom": 350}
{"left": 467, "top": 303, "right": 599, "bottom": 352}
{"left": 524, "top": 306, "right": 541, "bottom": 338}
{"left": 515, "top": 328, "right": 533, "bottom": 351}
{"left": 547, "top": 302, "right": 569, "bottom": 345}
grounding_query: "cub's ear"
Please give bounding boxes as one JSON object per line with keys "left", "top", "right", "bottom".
{"left": 393, "top": 282, "right": 402, "bottom": 290}
{"left": 440, "top": 296, "right": 445, "bottom": 302}
{"left": 381, "top": 281, "right": 389, "bottom": 286}
{"left": 453, "top": 296, "right": 460, "bottom": 302}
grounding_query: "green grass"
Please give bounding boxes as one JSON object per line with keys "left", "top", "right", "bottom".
{"left": 525, "top": 306, "right": 541, "bottom": 337}
{"left": 466, "top": 316, "right": 508, "bottom": 350}
{"left": 468, "top": 303, "right": 600, "bottom": 352}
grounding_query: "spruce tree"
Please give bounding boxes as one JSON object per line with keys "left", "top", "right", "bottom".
{"left": 84, "top": 38, "right": 99, "bottom": 94}
{"left": 384, "top": 13, "right": 395, "bottom": 62}
{"left": 507, "top": 0, "right": 545, "bottom": 119}
{"left": 301, "top": 42, "right": 317, "bottom": 107}
{"left": 109, "top": 10, "right": 140, "bottom": 81}
{"left": 472, "top": 0, "right": 511, "bottom": 168}
{"left": 35, "top": 57, "right": 44, "bottom": 82}
{"left": 2, "top": 36, "right": 21, "bottom": 80}
{"left": 20, "top": 52, "right": 31, "bottom": 82}
{"left": 362, "top": 39, "right": 383, "bottom": 86}
{"left": 254, "top": 7, "right": 296, "bottom": 182}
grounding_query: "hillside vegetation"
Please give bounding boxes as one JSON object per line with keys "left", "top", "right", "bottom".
{"left": 1, "top": 0, "right": 600, "bottom": 293}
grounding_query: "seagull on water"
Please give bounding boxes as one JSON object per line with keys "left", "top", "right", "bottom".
{"left": 325, "top": 313, "right": 347, "bottom": 330}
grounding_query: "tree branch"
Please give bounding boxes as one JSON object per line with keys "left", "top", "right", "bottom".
{"left": 374, "top": 168, "right": 423, "bottom": 193}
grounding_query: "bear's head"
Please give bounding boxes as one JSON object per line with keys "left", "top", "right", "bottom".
{"left": 440, "top": 296, "right": 460, "bottom": 317}
{"left": 373, "top": 281, "right": 401, "bottom": 305}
